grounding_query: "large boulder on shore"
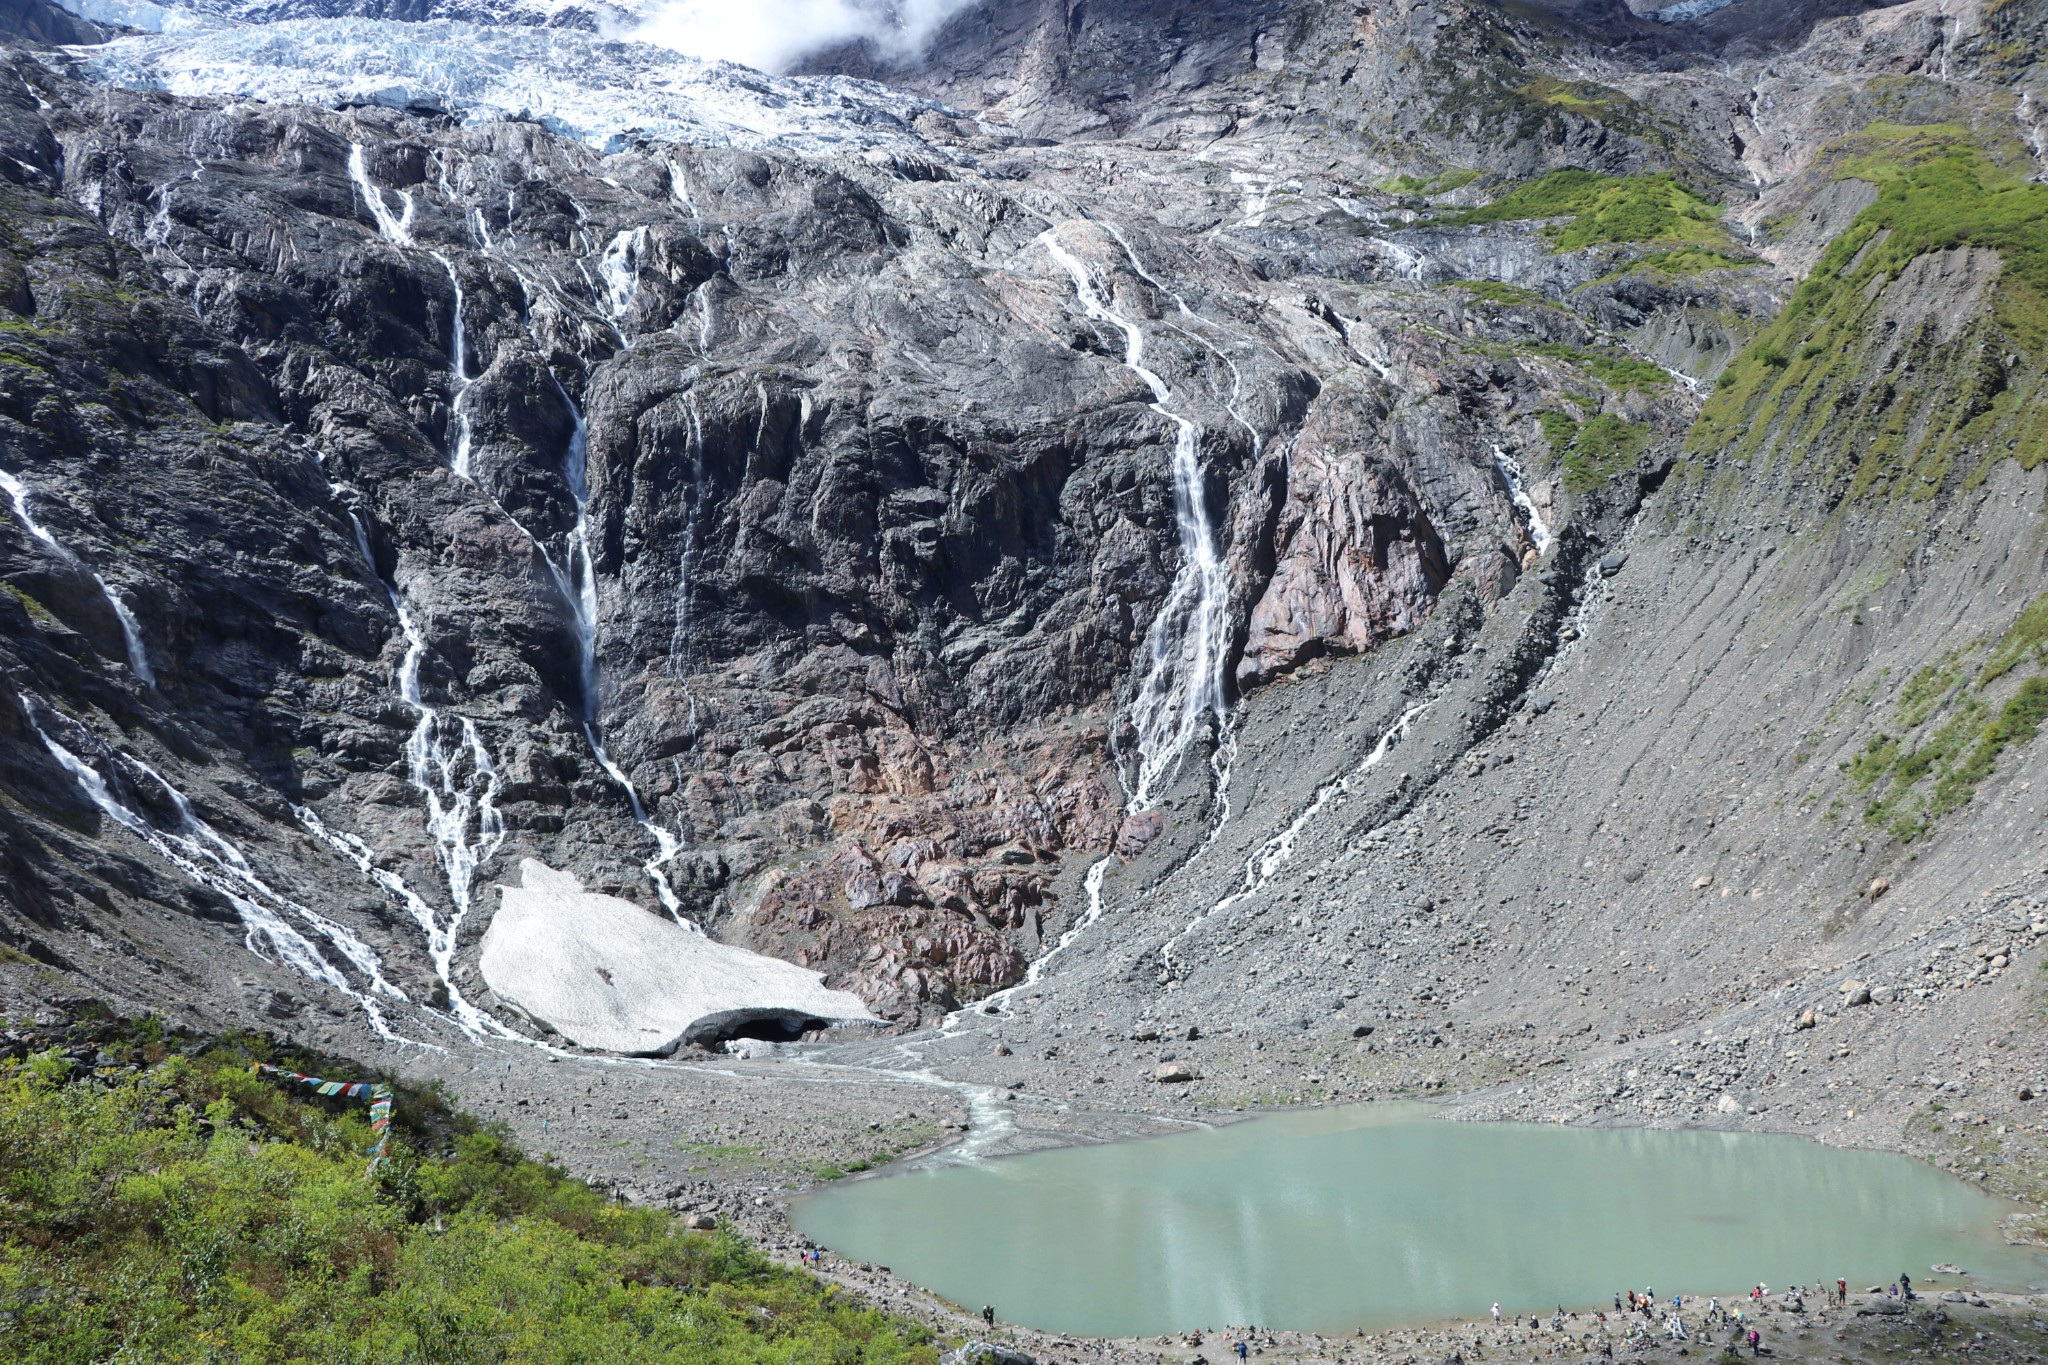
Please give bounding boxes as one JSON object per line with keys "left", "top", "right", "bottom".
{"left": 479, "top": 860, "right": 877, "bottom": 1054}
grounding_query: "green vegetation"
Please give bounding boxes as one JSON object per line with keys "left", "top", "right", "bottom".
{"left": 0, "top": 582, "right": 60, "bottom": 629}
{"left": 1526, "top": 342, "right": 1672, "bottom": 392}
{"left": 1518, "top": 76, "right": 1635, "bottom": 122}
{"left": 0, "top": 1027, "right": 935, "bottom": 1365}
{"left": 1534, "top": 410, "right": 1652, "bottom": 491}
{"left": 1456, "top": 279, "right": 1547, "bottom": 307}
{"left": 1383, "top": 168, "right": 1481, "bottom": 197}
{"left": 1588, "top": 246, "right": 1762, "bottom": 287}
{"left": 1690, "top": 127, "right": 2048, "bottom": 492}
{"left": 675, "top": 1140, "right": 768, "bottom": 1164}
{"left": 1447, "top": 170, "right": 1727, "bottom": 252}
{"left": 1844, "top": 594, "right": 2048, "bottom": 839}
{"left": 1561, "top": 416, "right": 1652, "bottom": 492}
{"left": 1982, "top": 592, "right": 2048, "bottom": 685}
{"left": 1537, "top": 410, "right": 1580, "bottom": 462}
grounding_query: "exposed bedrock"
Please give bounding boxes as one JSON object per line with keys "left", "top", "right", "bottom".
{"left": 0, "top": 0, "right": 2042, "bottom": 1147}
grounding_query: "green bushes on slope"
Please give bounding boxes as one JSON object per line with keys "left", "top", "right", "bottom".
{"left": 1846, "top": 595, "right": 2048, "bottom": 839}
{"left": 1446, "top": 170, "right": 1727, "bottom": 251}
{"left": 1690, "top": 126, "right": 2048, "bottom": 493}
{"left": 0, "top": 1033, "right": 934, "bottom": 1365}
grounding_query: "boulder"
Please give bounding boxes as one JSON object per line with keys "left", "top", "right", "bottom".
{"left": 1153, "top": 1062, "right": 1197, "bottom": 1083}
{"left": 1115, "top": 809, "right": 1167, "bottom": 859}
{"left": 478, "top": 860, "right": 878, "bottom": 1054}
{"left": 1868, "top": 877, "right": 1890, "bottom": 900}
{"left": 1840, "top": 980, "right": 1871, "bottom": 1006}
{"left": 684, "top": 1213, "right": 717, "bottom": 1231}
{"left": 1598, "top": 551, "right": 1628, "bottom": 577}
{"left": 1794, "top": 1009, "right": 1817, "bottom": 1030}
{"left": 1857, "top": 1297, "right": 1907, "bottom": 1316}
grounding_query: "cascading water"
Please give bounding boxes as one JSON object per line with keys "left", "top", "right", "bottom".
{"left": 358, "top": 140, "right": 688, "bottom": 921}
{"left": 21, "top": 695, "right": 414, "bottom": 1042}
{"left": 292, "top": 804, "right": 513, "bottom": 1041}
{"left": 1, "top": 469, "right": 155, "bottom": 685}
{"left": 597, "top": 226, "right": 648, "bottom": 333}
{"left": 323, "top": 467, "right": 508, "bottom": 978}
{"left": 392, "top": 562, "right": 508, "bottom": 921}
{"left": 1159, "top": 703, "right": 1431, "bottom": 977}
{"left": 347, "top": 142, "right": 476, "bottom": 476}
{"left": 1039, "top": 226, "right": 1232, "bottom": 811}
{"left": 1491, "top": 444, "right": 1554, "bottom": 554}
{"left": 545, "top": 371, "right": 691, "bottom": 921}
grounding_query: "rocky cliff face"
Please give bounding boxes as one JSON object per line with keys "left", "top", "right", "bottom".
{"left": 0, "top": 0, "right": 2043, "bottom": 1088}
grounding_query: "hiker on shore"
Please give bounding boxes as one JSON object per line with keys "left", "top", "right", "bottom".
{"left": 1747, "top": 1328, "right": 1761, "bottom": 1356}
{"left": 1900, "top": 1271, "right": 1913, "bottom": 1300}
{"left": 1492, "top": 1303, "right": 1500, "bottom": 1323}
{"left": 981, "top": 1305, "right": 994, "bottom": 1328}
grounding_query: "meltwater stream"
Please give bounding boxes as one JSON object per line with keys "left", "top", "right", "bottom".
{"left": 796, "top": 1103, "right": 2046, "bottom": 1338}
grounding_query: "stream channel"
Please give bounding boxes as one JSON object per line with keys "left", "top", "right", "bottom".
{"left": 792, "top": 1102, "right": 2046, "bottom": 1337}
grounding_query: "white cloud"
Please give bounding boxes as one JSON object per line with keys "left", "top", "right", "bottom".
{"left": 624, "top": 0, "right": 974, "bottom": 75}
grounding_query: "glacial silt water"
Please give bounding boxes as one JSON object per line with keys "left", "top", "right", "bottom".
{"left": 793, "top": 1103, "right": 2043, "bottom": 1338}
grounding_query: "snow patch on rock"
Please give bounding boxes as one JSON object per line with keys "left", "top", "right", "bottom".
{"left": 479, "top": 858, "right": 878, "bottom": 1054}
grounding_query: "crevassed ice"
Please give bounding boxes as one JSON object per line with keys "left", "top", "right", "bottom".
{"left": 77, "top": 17, "right": 962, "bottom": 155}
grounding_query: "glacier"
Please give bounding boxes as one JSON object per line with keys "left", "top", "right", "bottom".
{"left": 72, "top": 15, "right": 967, "bottom": 154}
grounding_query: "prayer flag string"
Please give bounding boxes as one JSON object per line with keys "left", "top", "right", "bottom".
{"left": 252, "top": 1063, "right": 396, "bottom": 1176}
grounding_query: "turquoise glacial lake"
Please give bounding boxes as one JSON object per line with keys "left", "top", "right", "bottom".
{"left": 793, "top": 1103, "right": 2045, "bottom": 1337}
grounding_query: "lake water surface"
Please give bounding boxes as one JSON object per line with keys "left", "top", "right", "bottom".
{"left": 793, "top": 1104, "right": 2044, "bottom": 1337}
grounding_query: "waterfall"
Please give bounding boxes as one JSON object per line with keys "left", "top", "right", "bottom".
{"left": 391, "top": 560, "right": 508, "bottom": 920}
{"left": 310, "top": 477, "right": 513, "bottom": 1041}
{"left": 546, "top": 373, "right": 691, "bottom": 921}
{"left": 347, "top": 143, "right": 475, "bottom": 477}
{"left": 21, "top": 695, "right": 414, "bottom": 1043}
{"left": 1, "top": 469, "right": 155, "bottom": 685}
{"left": 1097, "top": 221, "right": 1264, "bottom": 446}
{"left": 597, "top": 226, "right": 648, "bottom": 333}
{"left": 291, "top": 804, "right": 514, "bottom": 1041}
{"left": 1040, "top": 226, "right": 1232, "bottom": 811}
{"left": 99, "top": 586, "right": 155, "bottom": 686}
{"left": 442, "top": 256, "right": 476, "bottom": 477}
{"left": 1492, "top": 445, "right": 1554, "bottom": 554}
{"left": 326, "top": 482, "right": 508, "bottom": 950}
{"left": 669, "top": 392, "right": 706, "bottom": 674}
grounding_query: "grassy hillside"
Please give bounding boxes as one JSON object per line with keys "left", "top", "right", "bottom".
{"left": 1689, "top": 125, "right": 2048, "bottom": 494}
{"left": 0, "top": 1016, "right": 935, "bottom": 1365}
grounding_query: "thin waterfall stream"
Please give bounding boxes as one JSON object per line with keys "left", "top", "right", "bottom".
{"left": 21, "top": 694, "right": 417, "bottom": 1044}
{"left": 1, "top": 469, "right": 155, "bottom": 686}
